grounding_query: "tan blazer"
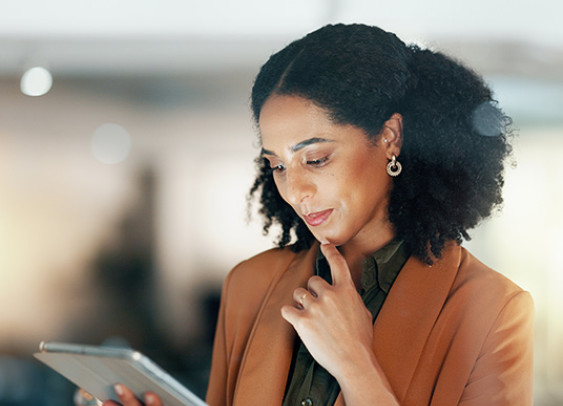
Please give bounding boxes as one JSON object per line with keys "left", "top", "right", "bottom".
{"left": 206, "top": 242, "right": 533, "bottom": 405}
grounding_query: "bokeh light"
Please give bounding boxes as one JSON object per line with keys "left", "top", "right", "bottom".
{"left": 20, "top": 66, "right": 53, "bottom": 97}
{"left": 90, "top": 123, "right": 132, "bottom": 164}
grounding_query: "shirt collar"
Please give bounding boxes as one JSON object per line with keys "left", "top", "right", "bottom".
{"left": 315, "top": 239, "right": 409, "bottom": 293}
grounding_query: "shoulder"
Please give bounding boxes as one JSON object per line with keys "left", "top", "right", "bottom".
{"left": 452, "top": 248, "right": 534, "bottom": 403}
{"left": 445, "top": 246, "right": 533, "bottom": 335}
{"left": 226, "top": 246, "right": 301, "bottom": 289}
{"left": 454, "top": 247, "right": 531, "bottom": 305}
{"left": 216, "top": 244, "right": 317, "bottom": 345}
{"left": 221, "top": 244, "right": 316, "bottom": 307}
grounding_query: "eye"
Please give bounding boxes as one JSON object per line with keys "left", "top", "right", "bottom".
{"left": 263, "top": 156, "right": 285, "bottom": 174}
{"left": 271, "top": 163, "right": 286, "bottom": 173}
{"left": 306, "top": 156, "right": 329, "bottom": 167}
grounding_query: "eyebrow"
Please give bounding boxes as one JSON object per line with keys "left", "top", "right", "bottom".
{"left": 261, "top": 137, "right": 334, "bottom": 157}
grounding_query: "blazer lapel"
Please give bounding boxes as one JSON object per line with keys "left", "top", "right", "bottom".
{"left": 233, "top": 244, "right": 318, "bottom": 405}
{"left": 371, "top": 243, "right": 461, "bottom": 402}
{"left": 333, "top": 244, "right": 460, "bottom": 405}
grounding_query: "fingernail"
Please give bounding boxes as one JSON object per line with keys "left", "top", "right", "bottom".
{"left": 114, "top": 384, "right": 124, "bottom": 396}
{"left": 145, "top": 393, "right": 156, "bottom": 405}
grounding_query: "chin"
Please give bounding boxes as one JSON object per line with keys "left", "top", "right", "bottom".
{"left": 312, "top": 231, "right": 346, "bottom": 246}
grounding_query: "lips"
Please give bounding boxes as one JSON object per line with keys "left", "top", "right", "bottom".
{"left": 303, "top": 209, "right": 333, "bottom": 226}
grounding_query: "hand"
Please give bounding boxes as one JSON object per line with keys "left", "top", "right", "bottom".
{"left": 280, "top": 244, "right": 375, "bottom": 381}
{"left": 102, "top": 384, "right": 162, "bottom": 406}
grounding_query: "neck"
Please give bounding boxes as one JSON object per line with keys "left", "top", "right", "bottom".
{"left": 338, "top": 223, "right": 396, "bottom": 288}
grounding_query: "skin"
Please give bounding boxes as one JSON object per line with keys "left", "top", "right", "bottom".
{"left": 260, "top": 95, "right": 402, "bottom": 405}
{"left": 102, "top": 94, "right": 403, "bottom": 406}
{"left": 102, "top": 384, "right": 161, "bottom": 406}
{"left": 259, "top": 95, "right": 402, "bottom": 282}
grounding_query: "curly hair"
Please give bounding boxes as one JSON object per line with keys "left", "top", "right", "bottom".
{"left": 248, "top": 24, "right": 512, "bottom": 263}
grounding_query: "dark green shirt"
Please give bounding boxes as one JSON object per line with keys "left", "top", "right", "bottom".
{"left": 282, "top": 240, "right": 410, "bottom": 406}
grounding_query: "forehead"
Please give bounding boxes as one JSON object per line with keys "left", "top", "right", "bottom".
{"left": 258, "top": 95, "right": 374, "bottom": 157}
{"left": 258, "top": 95, "right": 336, "bottom": 147}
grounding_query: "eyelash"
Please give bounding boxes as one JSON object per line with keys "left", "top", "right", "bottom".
{"left": 271, "top": 164, "right": 286, "bottom": 173}
{"left": 267, "top": 156, "right": 329, "bottom": 174}
{"left": 306, "top": 156, "right": 329, "bottom": 166}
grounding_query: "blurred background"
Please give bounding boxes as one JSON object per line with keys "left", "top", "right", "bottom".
{"left": 0, "top": 0, "right": 562, "bottom": 404}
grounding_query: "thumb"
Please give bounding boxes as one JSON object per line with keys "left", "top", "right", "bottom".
{"left": 320, "top": 244, "right": 353, "bottom": 286}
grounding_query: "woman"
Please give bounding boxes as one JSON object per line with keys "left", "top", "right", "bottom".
{"left": 107, "top": 23, "right": 534, "bottom": 406}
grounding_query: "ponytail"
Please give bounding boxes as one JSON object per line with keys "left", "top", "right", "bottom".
{"left": 389, "top": 46, "right": 513, "bottom": 262}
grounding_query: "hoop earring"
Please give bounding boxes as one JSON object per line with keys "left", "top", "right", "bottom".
{"left": 386, "top": 155, "right": 402, "bottom": 177}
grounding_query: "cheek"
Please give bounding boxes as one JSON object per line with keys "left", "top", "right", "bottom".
{"left": 333, "top": 158, "right": 371, "bottom": 197}
{"left": 272, "top": 176, "right": 292, "bottom": 207}
{"left": 343, "top": 160, "right": 388, "bottom": 209}
{"left": 272, "top": 176, "right": 284, "bottom": 198}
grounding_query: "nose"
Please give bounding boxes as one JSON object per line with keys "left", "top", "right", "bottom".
{"left": 280, "top": 167, "right": 315, "bottom": 207}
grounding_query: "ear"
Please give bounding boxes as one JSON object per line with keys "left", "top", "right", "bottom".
{"left": 380, "top": 113, "right": 403, "bottom": 158}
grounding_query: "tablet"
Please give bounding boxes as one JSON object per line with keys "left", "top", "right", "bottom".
{"left": 34, "top": 341, "right": 207, "bottom": 406}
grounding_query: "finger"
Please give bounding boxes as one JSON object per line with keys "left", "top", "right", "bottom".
{"left": 114, "top": 384, "right": 142, "bottom": 406}
{"left": 320, "top": 244, "right": 353, "bottom": 286}
{"left": 76, "top": 389, "right": 100, "bottom": 406}
{"left": 102, "top": 402, "right": 120, "bottom": 406}
{"left": 143, "top": 392, "right": 162, "bottom": 406}
{"left": 307, "top": 275, "right": 329, "bottom": 297}
{"left": 293, "top": 287, "right": 310, "bottom": 307}
{"left": 281, "top": 304, "right": 302, "bottom": 327}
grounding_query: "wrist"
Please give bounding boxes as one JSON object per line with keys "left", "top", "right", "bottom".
{"left": 336, "top": 348, "right": 399, "bottom": 406}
